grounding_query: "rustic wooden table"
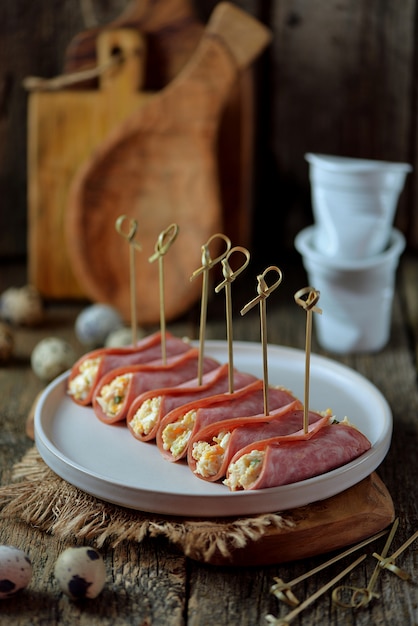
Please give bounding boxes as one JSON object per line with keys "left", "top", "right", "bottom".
{"left": 0, "top": 253, "right": 417, "bottom": 626}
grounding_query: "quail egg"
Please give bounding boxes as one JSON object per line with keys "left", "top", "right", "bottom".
{"left": 75, "top": 304, "right": 124, "bottom": 347}
{"left": 0, "top": 285, "right": 43, "bottom": 326}
{"left": 0, "top": 546, "right": 32, "bottom": 599}
{"left": 31, "top": 337, "right": 76, "bottom": 382}
{"left": 54, "top": 546, "right": 106, "bottom": 599}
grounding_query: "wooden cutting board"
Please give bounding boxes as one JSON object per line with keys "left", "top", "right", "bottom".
{"left": 64, "top": 0, "right": 212, "bottom": 90}
{"left": 63, "top": 0, "right": 256, "bottom": 258}
{"left": 27, "top": 29, "right": 153, "bottom": 298}
{"left": 27, "top": 0, "right": 256, "bottom": 301}
{"left": 65, "top": 2, "right": 271, "bottom": 325}
{"left": 190, "top": 473, "right": 395, "bottom": 566}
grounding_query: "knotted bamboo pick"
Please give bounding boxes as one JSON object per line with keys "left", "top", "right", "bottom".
{"left": 148, "top": 223, "right": 179, "bottom": 364}
{"left": 294, "top": 287, "right": 322, "bottom": 433}
{"left": 115, "top": 215, "right": 142, "bottom": 345}
{"left": 332, "top": 517, "right": 399, "bottom": 608}
{"left": 270, "top": 528, "right": 388, "bottom": 608}
{"left": 215, "top": 246, "right": 250, "bottom": 394}
{"left": 266, "top": 555, "right": 367, "bottom": 625}
{"left": 241, "top": 266, "right": 283, "bottom": 416}
{"left": 372, "top": 527, "right": 418, "bottom": 580}
{"left": 190, "top": 233, "right": 231, "bottom": 385}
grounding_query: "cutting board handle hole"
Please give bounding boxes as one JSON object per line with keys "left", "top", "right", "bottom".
{"left": 110, "top": 45, "right": 123, "bottom": 60}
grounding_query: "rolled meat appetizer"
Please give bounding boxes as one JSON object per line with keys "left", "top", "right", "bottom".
{"left": 92, "top": 348, "right": 220, "bottom": 424}
{"left": 67, "top": 331, "right": 191, "bottom": 405}
{"left": 127, "top": 364, "right": 258, "bottom": 442}
{"left": 223, "top": 417, "right": 372, "bottom": 491}
{"left": 156, "top": 379, "right": 298, "bottom": 463}
{"left": 188, "top": 405, "right": 334, "bottom": 482}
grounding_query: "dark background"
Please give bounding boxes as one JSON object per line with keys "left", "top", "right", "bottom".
{"left": 0, "top": 0, "right": 416, "bottom": 271}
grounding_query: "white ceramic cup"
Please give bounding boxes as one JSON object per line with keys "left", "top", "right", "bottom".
{"left": 305, "top": 153, "right": 412, "bottom": 259}
{"left": 294, "top": 225, "right": 405, "bottom": 354}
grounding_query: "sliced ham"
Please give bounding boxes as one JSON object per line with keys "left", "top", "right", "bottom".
{"left": 67, "top": 331, "right": 191, "bottom": 405}
{"left": 127, "top": 364, "right": 258, "bottom": 442}
{"left": 156, "top": 379, "right": 298, "bottom": 462}
{"left": 224, "top": 418, "right": 372, "bottom": 491}
{"left": 92, "top": 348, "right": 220, "bottom": 424}
{"left": 188, "top": 405, "right": 334, "bottom": 482}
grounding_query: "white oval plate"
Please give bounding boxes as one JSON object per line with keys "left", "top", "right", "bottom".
{"left": 34, "top": 341, "right": 392, "bottom": 517}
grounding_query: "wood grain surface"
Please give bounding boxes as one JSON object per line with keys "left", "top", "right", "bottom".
{"left": 26, "top": 0, "right": 257, "bottom": 302}
{"left": 2, "top": 0, "right": 417, "bottom": 261}
{"left": 27, "top": 29, "right": 152, "bottom": 299}
{"left": 194, "top": 473, "right": 394, "bottom": 566}
{"left": 65, "top": 2, "right": 271, "bottom": 324}
{"left": 0, "top": 253, "right": 417, "bottom": 625}
{"left": 63, "top": 0, "right": 257, "bottom": 253}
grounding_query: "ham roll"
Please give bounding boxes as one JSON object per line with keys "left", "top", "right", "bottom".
{"left": 224, "top": 417, "right": 372, "bottom": 491}
{"left": 187, "top": 405, "right": 335, "bottom": 482}
{"left": 127, "top": 364, "right": 258, "bottom": 442}
{"left": 67, "top": 331, "right": 191, "bottom": 405}
{"left": 156, "top": 379, "right": 298, "bottom": 462}
{"left": 92, "top": 348, "right": 220, "bottom": 424}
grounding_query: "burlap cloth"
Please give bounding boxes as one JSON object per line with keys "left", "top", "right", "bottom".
{"left": 0, "top": 446, "right": 294, "bottom": 563}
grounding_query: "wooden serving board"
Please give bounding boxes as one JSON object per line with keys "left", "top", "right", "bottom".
{"left": 192, "top": 473, "right": 395, "bottom": 566}
{"left": 27, "top": 29, "right": 153, "bottom": 299}
{"left": 23, "top": 391, "right": 394, "bottom": 568}
{"left": 63, "top": 0, "right": 256, "bottom": 261}
{"left": 27, "top": 0, "right": 256, "bottom": 302}
{"left": 65, "top": 2, "right": 271, "bottom": 325}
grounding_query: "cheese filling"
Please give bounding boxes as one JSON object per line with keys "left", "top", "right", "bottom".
{"left": 223, "top": 449, "right": 265, "bottom": 491}
{"left": 67, "top": 357, "right": 102, "bottom": 401}
{"left": 191, "top": 431, "right": 231, "bottom": 477}
{"left": 95, "top": 374, "right": 132, "bottom": 417}
{"left": 129, "top": 396, "right": 162, "bottom": 436}
{"left": 161, "top": 410, "right": 196, "bottom": 457}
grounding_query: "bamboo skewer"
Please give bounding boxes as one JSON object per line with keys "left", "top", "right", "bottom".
{"left": 372, "top": 528, "right": 418, "bottom": 580}
{"left": 294, "top": 287, "right": 322, "bottom": 433}
{"left": 267, "top": 555, "right": 367, "bottom": 625}
{"left": 270, "top": 528, "right": 388, "bottom": 607}
{"left": 148, "top": 223, "right": 179, "bottom": 363}
{"left": 332, "top": 517, "right": 400, "bottom": 608}
{"left": 241, "top": 266, "right": 282, "bottom": 415}
{"left": 115, "top": 215, "right": 142, "bottom": 345}
{"left": 190, "top": 233, "right": 231, "bottom": 384}
{"left": 215, "top": 246, "right": 250, "bottom": 393}
{"left": 268, "top": 523, "right": 407, "bottom": 622}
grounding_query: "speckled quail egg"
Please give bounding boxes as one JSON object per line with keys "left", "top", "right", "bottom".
{"left": 0, "top": 546, "right": 32, "bottom": 599}
{"left": 54, "top": 547, "right": 106, "bottom": 599}
{"left": 0, "top": 285, "right": 44, "bottom": 326}
{"left": 31, "top": 337, "right": 77, "bottom": 382}
{"left": 75, "top": 304, "right": 124, "bottom": 347}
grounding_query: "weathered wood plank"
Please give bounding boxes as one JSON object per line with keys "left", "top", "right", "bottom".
{"left": 263, "top": 0, "right": 417, "bottom": 254}
{"left": 0, "top": 257, "right": 417, "bottom": 625}
{"left": 399, "top": 253, "right": 418, "bottom": 368}
{"left": 0, "top": 1, "right": 83, "bottom": 257}
{"left": 1, "top": 0, "right": 418, "bottom": 263}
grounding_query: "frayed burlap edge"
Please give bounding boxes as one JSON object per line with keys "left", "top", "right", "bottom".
{"left": 0, "top": 446, "right": 294, "bottom": 563}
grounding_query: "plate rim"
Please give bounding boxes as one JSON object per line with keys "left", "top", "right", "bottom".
{"left": 34, "top": 340, "right": 393, "bottom": 517}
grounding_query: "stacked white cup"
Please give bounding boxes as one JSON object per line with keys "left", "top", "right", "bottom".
{"left": 294, "top": 153, "right": 412, "bottom": 353}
